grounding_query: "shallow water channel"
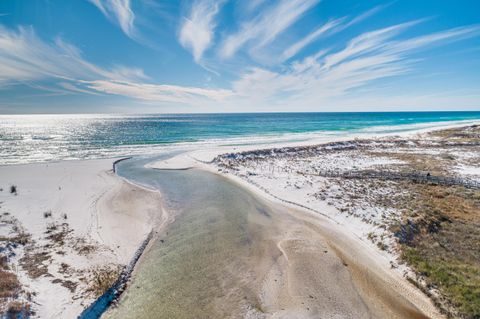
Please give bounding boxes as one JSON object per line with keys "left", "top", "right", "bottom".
{"left": 105, "top": 154, "right": 277, "bottom": 318}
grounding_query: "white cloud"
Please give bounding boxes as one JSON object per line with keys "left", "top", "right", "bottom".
{"left": 343, "top": 3, "right": 390, "bottom": 29}
{"left": 89, "top": 0, "right": 135, "bottom": 38}
{"left": 179, "top": 0, "right": 223, "bottom": 63}
{"left": 0, "top": 25, "right": 231, "bottom": 105}
{"left": 219, "top": 0, "right": 320, "bottom": 59}
{"left": 83, "top": 80, "right": 232, "bottom": 104}
{"left": 230, "top": 23, "right": 480, "bottom": 108}
{"left": 0, "top": 25, "right": 110, "bottom": 83}
{"left": 321, "top": 20, "right": 423, "bottom": 70}
{"left": 1, "top": 14, "right": 479, "bottom": 111}
{"left": 281, "top": 4, "right": 394, "bottom": 62}
{"left": 243, "top": 0, "right": 267, "bottom": 12}
{"left": 388, "top": 24, "right": 480, "bottom": 54}
{"left": 281, "top": 18, "right": 343, "bottom": 62}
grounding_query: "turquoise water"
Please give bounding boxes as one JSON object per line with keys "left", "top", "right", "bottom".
{"left": 1, "top": 112, "right": 479, "bottom": 164}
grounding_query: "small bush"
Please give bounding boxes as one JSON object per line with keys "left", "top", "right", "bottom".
{"left": 87, "top": 265, "right": 121, "bottom": 298}
{"left": 46, "top": 223, "right": 57, "bottom": 233}
{"left": 0, "top": 255, "right": 8, "bottom": 269}
{"left": 13, "top": 232, "right": 30, "bottom": 245}
{"left": 43, "top": 210, "right": 52, "bottom": 218}
{"left": 6, "top": 301, "right": 31, "bottom": 317}
{"left": 9, "top": 185, "right": 17, "bottom": 195}
{"left": 0, "top": 268, "right": 20, "bottom": 299}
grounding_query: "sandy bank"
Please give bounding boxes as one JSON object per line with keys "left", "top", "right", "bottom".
{"left": 146, "top": 128, "right": 457, "bottom": 318}
{"left": 0, "top": 159, "right": 164, "bottom": 318}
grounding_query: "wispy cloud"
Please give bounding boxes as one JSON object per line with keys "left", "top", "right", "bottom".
{"left": 344, "top": 3, "right": 391, "bottom": 29}
{"left": 321, "top": 20, "right": 423, "bottom": 70}
{"left": 1, "top": 8, "right": 480, "bottom": 111}
{"left": 0, "top": 25, "right": 231, "bottom": 104}
{"left": 281, "top": 18, "right": 343, "bottom": 62}
{"left": 230, "top": 22, "right": 480, "bottom": 107}
{"left": 243, "top": 0, "right": 268, "bottom": 12}
{"left": 83, "top": 80, "right": 232, "bottom": 103}
{"left": 219, "top": 0, "right": 320, "bottom": 59}
{"left": 279, "top": 4, "right": 391, "bottom": 62}
{"left": 0, "top": 25, "right": 114, "bottom": 83}
{"left": 0, "top": 25, "right": 135, "bottom": 85}
{"left": 179, "top": 0, "right": 223, "bottom": 63}
{"left": 89, "top": 0, "right": 135, "bottom": 38}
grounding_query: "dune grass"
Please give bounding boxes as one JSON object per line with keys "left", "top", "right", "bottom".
{"left": 395, "top": 184, "right": 480, "bottom": 319}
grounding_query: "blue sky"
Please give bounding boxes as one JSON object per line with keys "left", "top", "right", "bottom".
{"left": 0, "top": 0, "right": 479, "bottom": 113}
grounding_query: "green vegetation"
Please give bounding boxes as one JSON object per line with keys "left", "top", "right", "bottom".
{"left": 403, "top": 247, "right": 480, "bottom": 319}
{"left": 394, "top": 184, "right": 480, "bottom": 319}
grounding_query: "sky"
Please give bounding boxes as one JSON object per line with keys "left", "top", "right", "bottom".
{"left": 0, "top": 0, "right": 479, "bottom": 114}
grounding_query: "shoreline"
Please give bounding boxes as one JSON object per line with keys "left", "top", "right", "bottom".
{"left": 145, "top": 119, "right": 480, "bottom": 170}
{"left": 78, "top": 230, "right": 154, "bottom": 319}
{"left": 1, "top": 118, "right": 479, "bottom": 167}
{"left": 1, "top": 120, "right": 478, "bottom": 318}
{"left": 145, "top": 122, "right": 480, "bottom": 318}
{"left": 197, "top": 123, "right": 478, "bottom": 318}
{"left": 105, "top": 121, "right": 477, "bottom": 318}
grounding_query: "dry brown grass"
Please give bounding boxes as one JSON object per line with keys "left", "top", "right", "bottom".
{"left": 428, "top": 124, "right": 480, "bottom": 142}
{"left": 73, "top": 237, "right": 97, "bottom": 255}
{"left": 19, "top": 249, "right": 51, "bottom": 279}
{"left": 370, "top": 126, "right": 480, "bottom": 319}
{"left": 51, "top": 278, "right": 78, "bottom": 293}
{"left": 86, "top": 265, "right": 122, "bottom": 298}
{"left": 0, "top": 253, "right": 31, "bottom": 317}
{"left": 4, "top": 301, "right": 32, "bottom": 317}
{"left": 0, "top": 268, "right": 20, "bottom": 299}
{"left": 369, "top": 150, "right": 455, "bottom": 176}
{"left": 45, "top": 222, "right": 72, "bottom": 247}
{"left": 280, "top": 125, "right": 480, "bottom": 318}
{"left": 390, "top": 183, "right": 480, "bottom": 319}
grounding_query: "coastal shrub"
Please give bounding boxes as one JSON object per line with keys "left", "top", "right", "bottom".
{"left": 43, "top": 210, "right": 52, "bottom": 218}
{"left": 87, "top": 265, "right": 121, "bottom": 298}
{"left": 9, "top": 185, "right": 16, "bottom": 195}
{"left": 46, "top": 223, "right": 57, "bottom": 233}
{"left": 0, "top": 268, "right": 20, "bottom": 299}
{"left": 12, "top": 232, "right": 30, "bottom": 245}
{"left": 397, "top": 184, "right": 480, "bottom": 319}
{"left": 44, "top": 223, "right": 71, "bottom": 247}
{"left": 403, "top": 247, "right": 480, "bottom": 318}
{"left": 6, "top": 301, "right": 32, "bottom": 318}
{"left": 0, "top": 255, "right": 7, "bottom": 270}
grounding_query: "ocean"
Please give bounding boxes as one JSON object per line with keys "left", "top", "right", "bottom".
{"left": 1, "top": 111, "right": 479, "bottom": 165}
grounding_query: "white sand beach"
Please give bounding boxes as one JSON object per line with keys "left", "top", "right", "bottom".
{"left": 3, "top": 0, "right": 480, "bottom": 316}
{"left": 1, "top": 122, "right": 479, "bottom": 318}
{"left": 0, "top": 159, "right": 165, "bottom": 318}
{"left": 147, "top": 133, "right": 449, "bottom": 319}
{"left": 145, "top": 123, "right": 480, "bottom": 318}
